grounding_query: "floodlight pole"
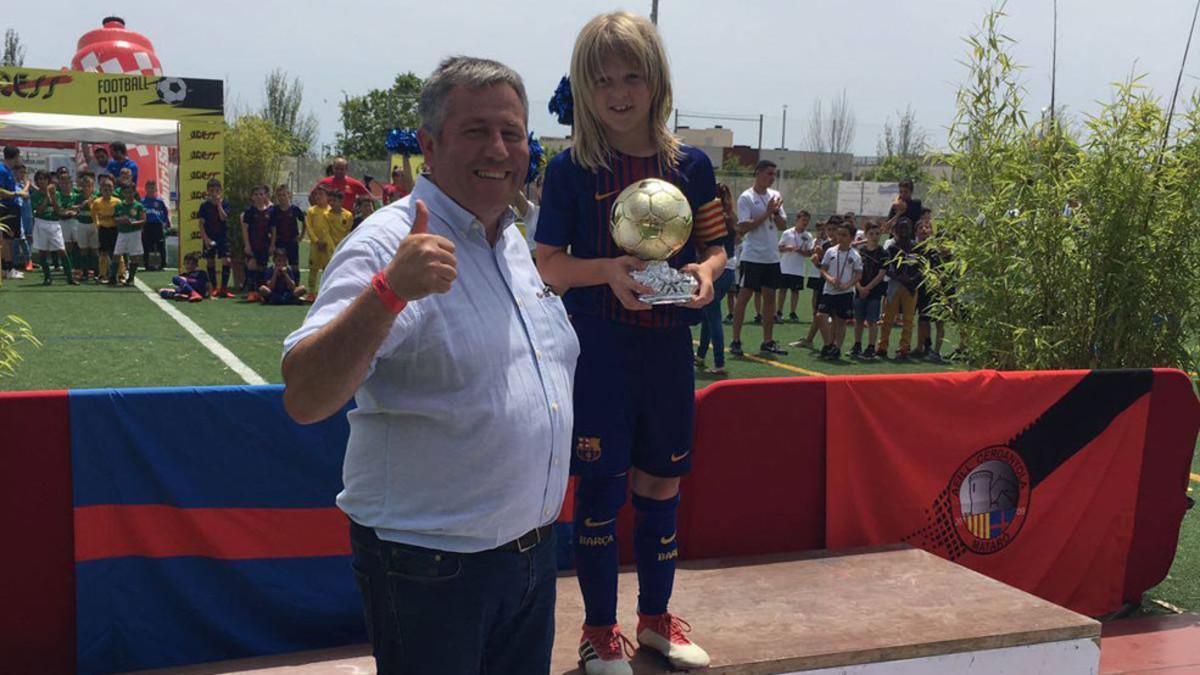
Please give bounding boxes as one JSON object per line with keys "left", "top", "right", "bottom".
{"left": 1050, "top": 0, "right": 1058, "bottom": 126}
{"left": 651, "top": 0, "right": 658, "bottom": 24}
{"left": 781, "top": 104, "right": 788, "bottom": 149}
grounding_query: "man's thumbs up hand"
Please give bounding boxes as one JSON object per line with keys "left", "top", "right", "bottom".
{"left": 384, "top": 200, "right": 457, "bottom": 301}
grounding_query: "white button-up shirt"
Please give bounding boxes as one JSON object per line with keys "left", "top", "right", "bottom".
{"left": 284, "top": 177, "right": 580, "bottom": 553}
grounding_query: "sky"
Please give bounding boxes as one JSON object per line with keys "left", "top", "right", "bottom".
{"left": 4, "top": 0, "right": 1198, "bottom": 156}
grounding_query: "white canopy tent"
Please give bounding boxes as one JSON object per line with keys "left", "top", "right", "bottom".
{"left": 0, "top": 111, "right": 179, "bottom": 146}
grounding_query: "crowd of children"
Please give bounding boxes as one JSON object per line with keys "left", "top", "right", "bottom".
{"left": 716, "top": 178, "right": 952, "bottom": 365}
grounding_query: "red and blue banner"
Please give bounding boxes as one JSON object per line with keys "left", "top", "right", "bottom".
{"left": 1, "top": 371, "right": 1195, "bottom": 674}
{"left": 69, "top": 386, "right": 362, "bottom": 674}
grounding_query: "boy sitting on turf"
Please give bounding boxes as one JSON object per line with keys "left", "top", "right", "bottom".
{"left": 240, "top": 184, "right": 275, "bottom": 302}
{"left": 815, "top": 218, "right": 863, "bottom": 360}
{"left": 256, "top": 247, "right": 305, "bottom": 305}
{"left": 159, "top": 252, "right": 208, "bottom": 302}
{"left": 112, "top": 185, "right": 146, "bottom": 286}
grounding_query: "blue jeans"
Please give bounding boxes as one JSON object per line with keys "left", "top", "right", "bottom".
{"left": 697, "top": 268, "right": 735, "bottom": 367}
{"left": 349, "top": 521, "right": 558, "bottom": 675}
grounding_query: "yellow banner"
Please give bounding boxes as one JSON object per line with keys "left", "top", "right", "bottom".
{"left": 0, "top": 67, "right": 223, "bottom": 120}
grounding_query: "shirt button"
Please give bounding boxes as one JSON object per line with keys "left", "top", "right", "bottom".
{"left": 516, "top": 298, "right": 523, "bottom": 307}
{"left": 535, "top": 350, "right": 542, "bottom": 360}
{"left": 544, "top": 508, "right": 552, "bottom": 516}
{"left": 550, "top": 402, "right": 559, "bottom": 412}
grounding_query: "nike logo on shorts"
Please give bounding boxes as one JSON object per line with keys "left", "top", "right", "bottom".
{"left": 660, "top": 533, "right": 677, "bottom": 545}
{"left": 594, "top": 190, "right": 619, "bottom": 201}
{"left": 584, "top": 517, "right": 616, "bottom": 528}
{"left": 670, "top": 451, "right": 690, "bottom": 462}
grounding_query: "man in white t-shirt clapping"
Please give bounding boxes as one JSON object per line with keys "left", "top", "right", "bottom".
{"left": 729, "top": 160, "right": 788, "bottom": 356}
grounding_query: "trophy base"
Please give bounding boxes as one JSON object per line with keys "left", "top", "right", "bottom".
{"left": 630, "top": 261, "right": 698, "bottom": 306}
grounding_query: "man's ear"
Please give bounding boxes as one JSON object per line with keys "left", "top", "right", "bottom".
{"left": 417, "top": 128, "right": 435, "bottom": 174}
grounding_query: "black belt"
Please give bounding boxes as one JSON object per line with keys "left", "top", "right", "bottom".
{"left": 496, "top": 524, "right": 554, "bottom": 554}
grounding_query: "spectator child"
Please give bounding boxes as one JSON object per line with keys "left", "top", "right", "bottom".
{"left": 116, "top": 167, "right": 135, "bottom": 199}
{"left": 850, "top": 222, "right": 887, "bottom": 358}
{"left": 141, "top": 180, "right": 170, "bottom": 271}
{"left": 256, "top": 247, "right": 306, "bottom": 305}
{"left": 815, "top": 219, "right": 863, "bottom": 359}
{"left": 90, "top": 175, "right": 121, "bottom": 284}
{"left": 73, "top": 172, "right": 99, "bottom": 281}
{"left": 198, "top": 178, "right": 234, "bottom": 298}
{"left": 326, "top": 190, "right": 354, "bottom": 246}
{"left": 268, "top": 185, "right": 305, "bottom": 267}
{"left": 877, "top": 218, "right": 921, "bottom": 359}
{"left": 112, "top": 184, "right": 146, "bottom": 286}
{"left": 914, "top": 216, "right": 947, "bottom": 362}
{"left": 305, "top": 186, "right": 334, "bottom": 299}
{"left": 55, "top": 168, "right": 81, "bottom": 278}
{"left": 353, "top": 195, "right": 375, "bottom": 231}
{"left": 240, "top": 184, "right": 275, "bottom": 302}
{"left": 159, "top": 252, "right": 208, "bottom": 302}
{"left": 776, "top": 210, "right": 813, "bottom": 323}
{"left": 791, "top": 220, "right": 832, "bottom": 349}
{"left": 30, "top": 170, "right": 75, "bottom": 285}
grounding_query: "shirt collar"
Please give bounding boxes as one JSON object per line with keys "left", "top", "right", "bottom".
{"left": 412, "top": 176, "right": 516, "bottom": 237}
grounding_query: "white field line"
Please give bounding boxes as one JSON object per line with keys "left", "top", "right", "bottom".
{"left": 132, "top": 277, "right": 268, "bottom": 385}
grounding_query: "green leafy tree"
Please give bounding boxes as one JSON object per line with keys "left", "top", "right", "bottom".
{"left": 930, "top": 5, "right": 1200, "bottom": 372}
{"left": 336, "top": 73, "right": 424, "bottom": 160}
{"left": 2, "top": 29, "right": 25, "bottom": 67}
{"left": 863, "top": 107, "right": 930, "bottom": 183}
{"left": 260, "top": 69, "right": 319, "bottom": 156}
{"left": 223, "top": 116, "right": 288, "bottom": 285}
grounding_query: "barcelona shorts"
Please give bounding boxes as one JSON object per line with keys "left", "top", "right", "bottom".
{"left": 203, "top": 235, "right": 230, "bottom": 260}
{"left": 569, "top": 314, "right": 695, "bottom": 479}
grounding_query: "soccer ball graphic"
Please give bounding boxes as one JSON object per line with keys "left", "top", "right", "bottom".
{"left": 610, "top": 178, "right": 693, "bottom": 261}
{"left": 157, "top": 77, "right": 188, "bottom": 104}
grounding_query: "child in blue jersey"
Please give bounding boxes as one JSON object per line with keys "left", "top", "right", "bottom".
{"left": 240, "top": 184, "right": 276, "bottom": 302}
{"left": 159, "top": 252, "right": 208, "bottom": 302}
{"left": 256, "top": 247, "right": 306, "bottom": 305}
{"left": 140, "top": 180, "right": 170, "bottom": 270}
{"left": 535, "top": 12, "right": 726, "bottom": 674}
{"left": 268, "top": 185, "right": 305, "bottom": 268}
{"left": 198, "top": 178, "right": 233, "bottom": 298}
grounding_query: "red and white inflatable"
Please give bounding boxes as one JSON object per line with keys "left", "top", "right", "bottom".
{"left": 69, "top": 17, "right": 172, "bottom": 198}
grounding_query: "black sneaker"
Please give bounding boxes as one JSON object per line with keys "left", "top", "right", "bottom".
{"left": 760, "top": 341, "right": 788, "bottom": 355}
{"left": 829, "top": 346, "right": 842, "bottom": 360}
{"left": 723, "top": 313, "right": 733, "bottom": 325}
{"left": 862, "top": 345, "right": 877, "bottom": 359}
{"left": 927, "top": 350, "right": 945, "bottom": 364}
{"left": 729, "top": 340, "right": 744, "bottom": 357}
{"left": 911, "top": 349, "right": 927, "bottom": 360}
{"left": 753, "top": 314, "right": 762, "bottom": 324}
{"left": 775, "top": 312, "right": 783, "bottom": 323}
{"left": 819, "top": 344, "right": 833, "bottom": 359}
{"left": 849, "top": 343, "right": 862, "bottom": 358}
{"left": 788, "top": 312, "right": 800, "bottom": 323}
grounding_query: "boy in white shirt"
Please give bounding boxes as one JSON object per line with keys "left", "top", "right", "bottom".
{"left": 776, "top": 210, "right": 812, "bottom": 323}
{"left": 815, "top": 217, "right": 863, "bottom": 360}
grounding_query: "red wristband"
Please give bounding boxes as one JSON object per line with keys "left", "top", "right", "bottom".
{"left": 371, "top": 270, "right": 408, "bottom": 315}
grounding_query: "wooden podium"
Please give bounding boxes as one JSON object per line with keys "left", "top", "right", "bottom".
{"left": 135, "top": 545, "right": 1100, "bottom": 675}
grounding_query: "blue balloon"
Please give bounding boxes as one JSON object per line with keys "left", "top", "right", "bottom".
{"left": 527, "top": 133, "right": 545, "bottom": 184}
{"left": 385, "top": 128, "right": 421, "bottom": 156}
{"left": 548, "top": 76, "right": 573, "bottom": 127}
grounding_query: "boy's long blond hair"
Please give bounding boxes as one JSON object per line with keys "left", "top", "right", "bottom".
{"left": 569, "top": 11, "right": 681, "bottom": 173}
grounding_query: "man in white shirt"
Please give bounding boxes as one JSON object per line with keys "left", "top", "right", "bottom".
{"left": 729, "top": 160, "right": 788, "bottom": 356}
{"left": 282, "top": 57, "right": 579, "bottom": 675}
{"left": 777, "top": 210, "right": 813, "bottom": 323}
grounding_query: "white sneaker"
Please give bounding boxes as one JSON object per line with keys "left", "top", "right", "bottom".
{"left": 637, "top": 612, "right": 711, "bottom": 669}
{"left": 579, "top": 624, "right": 634, "bottom": 675}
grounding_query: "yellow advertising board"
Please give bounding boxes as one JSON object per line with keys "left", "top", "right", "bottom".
{"left": 0, "top": 67, "right": 223, "bottom": 266}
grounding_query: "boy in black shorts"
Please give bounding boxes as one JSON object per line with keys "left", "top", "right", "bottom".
{"left": 815, "top": 219, "right": 862, "bottom": 360}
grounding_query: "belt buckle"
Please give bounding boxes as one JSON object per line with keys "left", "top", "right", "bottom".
{"left": 516, "top": 527, "right": 541, "bottom": 553}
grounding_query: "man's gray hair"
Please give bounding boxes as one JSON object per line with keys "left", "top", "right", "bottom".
{"left": 419, "top": 56, "right": 529, "bottom": 137}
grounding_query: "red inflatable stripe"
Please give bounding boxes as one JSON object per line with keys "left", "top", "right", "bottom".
{"left": 74, "top": 505, "right": 350, "bottom": 562}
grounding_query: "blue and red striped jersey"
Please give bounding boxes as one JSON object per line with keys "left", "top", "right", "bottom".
{"left": 242, "top": 205, "right": 274, "bottom": 252}
{"left": 536, "top": 144, "right": 727, "bottom": 329}
{"left": 268, "top": 204, "right": 305, "bottom": 245}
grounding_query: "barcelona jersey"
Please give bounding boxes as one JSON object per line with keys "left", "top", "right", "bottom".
{"left": 536, "top": 144, "right": 727, "bottom": 328}
{"left": 198, "top": 200, "right": 230, "bottom": 239}
{"left": 268, "top": 204, "right": 305, "bottom": 245}
{"left": 242, "top": 205, "right": 274, "bottom": 252}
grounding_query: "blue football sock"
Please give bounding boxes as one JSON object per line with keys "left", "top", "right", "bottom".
{"left": 574, "top": 475, "right": 627, "bottom": 627}
{"left": 632, "top": 492, "right": 680, "bottom": 617}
